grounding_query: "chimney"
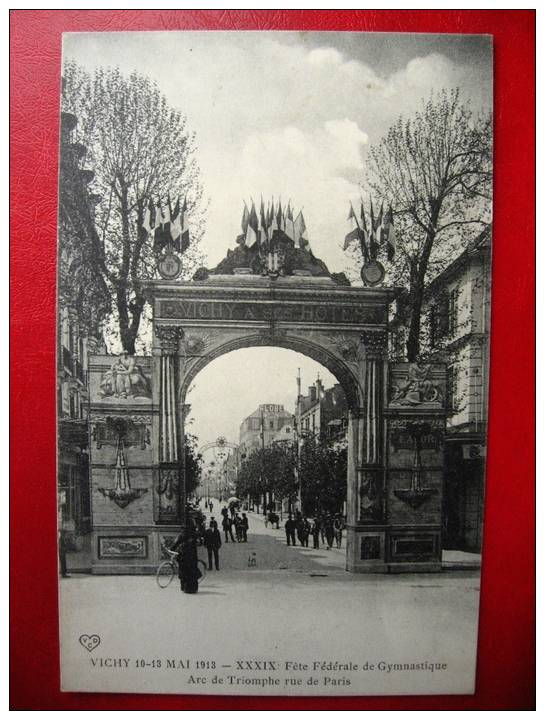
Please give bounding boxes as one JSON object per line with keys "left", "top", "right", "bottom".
{"left": 309, "top": 385, "right": 317, "bottom": 401}
{"left": 296, "top": 368, "right": 301, "bottom": 402}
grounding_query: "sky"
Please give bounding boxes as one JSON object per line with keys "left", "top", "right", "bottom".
{"left": 63, "top": 31, "right": 492, "bottom": 446}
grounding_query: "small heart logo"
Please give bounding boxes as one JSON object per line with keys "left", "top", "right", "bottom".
{"left": 79, "top": 634, "right": 101, "bottom": 652}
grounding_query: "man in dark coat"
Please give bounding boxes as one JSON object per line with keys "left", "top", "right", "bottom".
{"left": 285, "top": 514, "right": 296, "bottom": 546}
{"left": 240, "top": 513, "right": 249, "bottom": 542}
{"left": 171, "top": 526, "right": 201, "bottom": 594}
{"left": 222, "top": 513, "right": 235, "bottom": 542}
{"left": 323, "top": 515, "right": 335, "bottom": 550}
{"left": 203, "top": 520, "right": 222, "bottom": 571}
{"left": 300, "top": 517, "right": 311, "bottom": 547}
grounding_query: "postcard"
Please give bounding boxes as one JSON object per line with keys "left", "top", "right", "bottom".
{"left": 57, "top": 29, "right": 492, "bottom": 696}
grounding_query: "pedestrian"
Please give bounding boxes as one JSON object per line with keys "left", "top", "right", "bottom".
{"left": 285, "top": 514, "right": 296, "bottom": 546}
{"left": 301, "top": 517, "right": 311, "bottom": 547}
{"left": 221, "top": 506, "right": 228, "bottom": 519}
{"left": 209, "top": 500, "right": 213, "bottom": 513}
{"left": 333, "top": 515, "right": 344, "bottom": 549}
{"left": 222, "top": 513, "right": 235, "bottom": 542}
{"left": 324, "top": 515, "right": 335, "bottom": 550}
{"left": 171, "top": 526, "right": 201, "bottom": 594}
{"left": 311, "top": 519, "right": 321, "bottom": 549}
{"left": 241, "top": 513, "right": 249, "bottom": 542}
{"left": 296, "top": 517, "right": 304, "bottom": 546}
{"left": 204, "top": 520, "right": 222, "bottom": 571}
{"left": 58, "top": 529, "right": 69, "bottom": 578}
{"left": 234, "top": 514, "right": 244, "bottom": 542}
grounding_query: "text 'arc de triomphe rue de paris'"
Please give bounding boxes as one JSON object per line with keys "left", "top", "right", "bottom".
{"left": 87, "top": 230, "right": 446, "bottom": 575}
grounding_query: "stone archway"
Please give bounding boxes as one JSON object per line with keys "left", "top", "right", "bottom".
{"left": 148, "top": 272, "right": 397, "bottom": 574}
{"left": 87, "top": 264, "right": 446, "bottom": 575}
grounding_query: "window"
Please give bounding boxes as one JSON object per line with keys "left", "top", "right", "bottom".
{"left": 312, "top": 413, "right": 316, "bottom": 431}
{"left": 446, "top": 365, "right": 456, "bottom": 414}
{"left": 448, "top": 290, "right": 458, "bottom": 336}
{"left": 270, "top": 420, "right": 274, "bottom": 429}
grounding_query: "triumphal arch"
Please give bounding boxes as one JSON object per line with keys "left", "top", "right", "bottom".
{"left": 87, "top": 233, "right": 446, "bottom": 575}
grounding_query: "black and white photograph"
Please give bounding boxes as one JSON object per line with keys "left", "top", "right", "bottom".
{"left": 57, "top": 30, "right": 493, "bottom": 696}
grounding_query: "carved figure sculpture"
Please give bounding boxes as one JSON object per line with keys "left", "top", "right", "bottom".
{"left": 99, "top": 352, "right": 151, "bottom": 398}
{"left": 391, "top": 363, "right": 441, "bottom": 406}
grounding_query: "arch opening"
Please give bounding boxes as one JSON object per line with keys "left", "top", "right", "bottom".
{"left": 180, "top": 334, "right": 362, "bottom": 413}
{"left": 185, "top": 345, "right": 352, "bottom": 559}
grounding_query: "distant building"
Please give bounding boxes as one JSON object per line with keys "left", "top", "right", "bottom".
{"left": 295, "top": 374, "right": 348, "bottom": 441}
{"left": 239, "top": 403, "right": 294, "bottom": 456}
{"left": 391, "top": 228, "right": 491, "bottom": 552}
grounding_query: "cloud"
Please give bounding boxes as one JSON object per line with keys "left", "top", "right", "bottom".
{"left": 307, "top": 47, "right": 343, "bottom": 66}
{"left": 63, "top": 32, "right": 491, "bottom": 277}
{"left": 202, "top": 118, "right": 367, "bottom": 272}
{"left": 62, "top": 32, "right": 491, "bottom": 442}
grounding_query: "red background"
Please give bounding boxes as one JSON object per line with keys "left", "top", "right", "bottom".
{"left": 10, "top": 10, "right": 535, "bottom": 711}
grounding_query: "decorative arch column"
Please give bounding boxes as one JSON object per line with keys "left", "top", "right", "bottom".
{"left": 153, "top": 324, "right": 185, "bottom": 526}
{"left": 346, "top": 330, "right": 389, "bottom": 573}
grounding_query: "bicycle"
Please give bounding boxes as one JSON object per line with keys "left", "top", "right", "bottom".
{"left": 156, "top": 549, "right": 208, "bottom": 589}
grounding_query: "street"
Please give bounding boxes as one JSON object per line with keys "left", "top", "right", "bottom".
{"left": 201, "top": 501, "right": 346, "bottom": 573}
{"left": 60, "top": 499, "right": 481, "bottom": 696}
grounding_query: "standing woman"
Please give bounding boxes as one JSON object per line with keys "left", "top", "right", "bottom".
{"left": 171, "top": 526, "right": 201, "bottom": 594}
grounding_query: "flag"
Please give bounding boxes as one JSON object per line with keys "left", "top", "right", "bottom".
{"left": 245, "top": 201, "right": 259, "bottom": 248}
{"left": 259, "top": 197, "right": 269, "bottom": 248}
{"left": 368, "top": 199, "right": 376, "bottom": 258}
{"left": 294, "top": 211, "right": 310, "bottom": 251}
{"left": 153, "top": 198, "right": 166, "bottom": 252}
{"left": 284, "top": 202, "right": 295, "bottom": 242}
{"left": 343, "top": 227, "right": 361, "bottom": 251}
{"left": 171, "top": 197, "right": 189, "bottom": 253}
{"left": 171, "top": 196, "right": 180, "bottom": 222}
{"left": 360, "top": 201, "right": 369, "bottom": 237}
{"left": 343, "top": 203, "right": 360, "bottom": 251}
{"left": 162, "top": 197, "right": 173, "bottom": 246}
{"left": 375, "top": 202, "right": 384, "bottom": 242}
{"left": 142, "top": 196, "right": 155, "bottom": 236}
{"left": 170, "top": 197, "right": 181, "bottom": 243}
{"left": 241, "top": 202, "right": 250, "bottom": 235}
{"left": 383, "top": 207, "right": 396, "bottom": 261}
{"left": 267, "top": 200, "right": 275, "bottom": 239}
{"left": 276, "top": 199, "right": 284, "bottom": 232}
{"left": 180, "top": 197, "right": 190, "bottom": 253}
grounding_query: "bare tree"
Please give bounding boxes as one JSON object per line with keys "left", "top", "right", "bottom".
{"left": 62, "top": 62, "right": 206, "bottom": 354}
{"left": 366, "top": 89, "right": 492, "bottom": 361}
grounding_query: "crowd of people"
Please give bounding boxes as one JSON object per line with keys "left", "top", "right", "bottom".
{"left": 284, "top": 511, "right": 345, "bottom": 550}
{"left": 169, "top": 500, "right": 345, "bottom": 595}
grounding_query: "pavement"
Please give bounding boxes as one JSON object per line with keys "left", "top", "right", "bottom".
{"left": 59, "top": 499, "right": 482, "bottom": 695}
{"left": 66, "top": 502, "right": 482, "bottom": 573}
{"left": 203, "top": 506, "right": 347, "bottom": 574}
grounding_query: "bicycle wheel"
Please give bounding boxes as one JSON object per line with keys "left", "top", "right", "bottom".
{"left": 156, "top": 560, "right": 176, "bottom": 588}
{"left": 197, "top": 559, "right": 207, "bottom": 583}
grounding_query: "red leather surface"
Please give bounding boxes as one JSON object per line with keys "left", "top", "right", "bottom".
{"left": 10, "top": 10, "right": 535, "bottom": 711}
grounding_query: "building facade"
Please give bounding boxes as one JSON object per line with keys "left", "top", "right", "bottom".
{"left": 57, "top": 102, "right": 109, "bottom": 546}
{"left": 391, "top": 229, "right": 491, "bottom": 552}
{"left": 295, "top": 375, "right": 348, "bottom": 441}
{"left": 239, "top": 403, "right": 294, "bottom": 456}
